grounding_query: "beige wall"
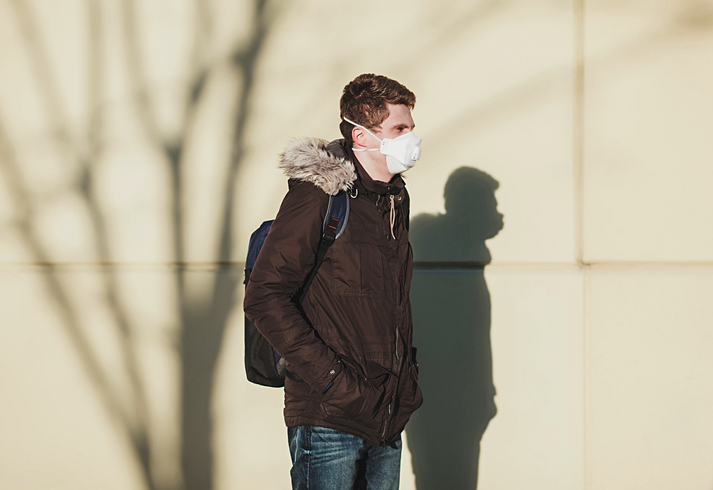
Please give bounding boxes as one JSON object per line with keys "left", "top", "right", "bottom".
{"left": 1, "top": 0, "right": 712, "bottom": 489}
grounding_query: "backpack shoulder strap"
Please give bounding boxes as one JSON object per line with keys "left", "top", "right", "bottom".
{"left": 322, "top": 190, "right": 349, "bottom": 242}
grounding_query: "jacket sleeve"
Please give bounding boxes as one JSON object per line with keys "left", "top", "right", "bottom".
{"left": 243, "top": 181, "right": 342, "bottom": 392}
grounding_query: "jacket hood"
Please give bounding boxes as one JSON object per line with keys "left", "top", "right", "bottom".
{"left": 279, "top": 138, "right": 356, "bottom": 196}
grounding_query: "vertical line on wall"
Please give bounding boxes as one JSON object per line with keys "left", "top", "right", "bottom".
{"left": 582, "top": 265, "right": 591, "bottom": 490}
{"left": 574, "top": 1, "right": 588, "bottom": 489}
{"left": 574, "top": 0, "right": 586, "bottom": 267}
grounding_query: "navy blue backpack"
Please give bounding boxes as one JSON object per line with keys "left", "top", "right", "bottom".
{"left": 243, "top": 190, "right": 349, "bottom": 387}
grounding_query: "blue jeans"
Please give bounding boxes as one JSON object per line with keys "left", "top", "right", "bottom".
{"left": 288, "top": 425, "right": 402, "bottom": 490}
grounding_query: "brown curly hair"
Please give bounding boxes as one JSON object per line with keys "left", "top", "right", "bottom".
{"left": 339, "top": 74, "right": 416, "bottom": 145}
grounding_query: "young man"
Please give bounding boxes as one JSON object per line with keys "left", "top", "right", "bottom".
{"left": 244, "top": 73, "right": 423, "bottom": 490}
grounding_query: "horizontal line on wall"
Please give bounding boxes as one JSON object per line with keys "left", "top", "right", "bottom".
{"left": 0, "top": 261, "right": 246, "bottom": 271}
{"left": 483, "top": 261, "right": 713, "bottom": 271}
{"left": 578, "top": 261, "right": 713, "bottom": 269}
{"left": 2, "top": 261, "right": 713, "bottom": 272}
{"left": 415, "top": 261, "right": 487, "bottom": 269}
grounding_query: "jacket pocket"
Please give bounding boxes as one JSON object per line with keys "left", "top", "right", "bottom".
{"left": 321, "top": 362, "right": 388, "bottom": 426}
{"left": 398, "top": 362, "right": 423, "bottom": 416}
{"left": 333, "top": 243, "right": 386, "bottom": 297}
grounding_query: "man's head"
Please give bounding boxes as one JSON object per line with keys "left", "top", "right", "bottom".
{"left": 339, "top": 74, "right": 416, "bottom": 147}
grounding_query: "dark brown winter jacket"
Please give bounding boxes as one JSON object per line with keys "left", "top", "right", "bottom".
{"left": 243, "top": 138, "right": 422, "bottom": 446}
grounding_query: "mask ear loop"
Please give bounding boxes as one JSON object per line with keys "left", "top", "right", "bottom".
{"left": 343, "top": 117, "right": 382, "bottom": 152}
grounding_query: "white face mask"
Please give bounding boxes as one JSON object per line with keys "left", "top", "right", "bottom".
{"left": 344, "top": 117, "right": 422, "bottom": 175}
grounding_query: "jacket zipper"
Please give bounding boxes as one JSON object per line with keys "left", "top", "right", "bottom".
{"left": 383, "top": 327, "right": 401, "bottom": 445}
{"left": 394, "top": 328, "right": 400, "bottom": 368}
{"left": 381, "top": 395, "right": 393, "bottom": 444}
{"left": 375, "top": 191, "right": 400, "bottom": 444}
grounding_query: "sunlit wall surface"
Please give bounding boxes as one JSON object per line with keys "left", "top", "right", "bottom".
{"left": 1, "top": 1, "right": 712, "bottom": 489}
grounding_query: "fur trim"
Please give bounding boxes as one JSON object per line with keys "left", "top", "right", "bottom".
{"left": 279, "top": 138, "right": 356, "bottom": 195}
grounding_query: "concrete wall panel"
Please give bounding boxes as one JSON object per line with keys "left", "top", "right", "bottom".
{"left": 587, "top": 268, "right": 713, "bottom": 490}
{"left": 583, "top": 1, "right": 713, "bottom": 262}
{"left": 478, "top": 268, "right": 585, "bottom": 490}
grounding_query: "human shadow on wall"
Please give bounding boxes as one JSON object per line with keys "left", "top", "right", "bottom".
{"left": 406, "top": 167, "right": 503, "bottom": 490}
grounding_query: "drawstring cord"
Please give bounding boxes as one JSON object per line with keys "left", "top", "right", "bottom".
{"left": 389, "top": 195, "right": 396, "bottom": 240}
{"left": 376, "top": 194, "right": 398, "bottom": 240}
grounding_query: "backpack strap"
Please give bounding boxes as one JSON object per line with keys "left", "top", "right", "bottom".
{"left": 323, "top": 189, "right": 349, "bottom": 241}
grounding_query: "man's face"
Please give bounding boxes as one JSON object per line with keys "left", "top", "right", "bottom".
{"left": 350, "top": 103, "right": 417, "bottom": 177}
{"left": 375, "top": 103, "right": 415, "bottom": 140}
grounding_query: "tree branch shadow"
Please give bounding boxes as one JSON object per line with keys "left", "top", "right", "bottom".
{"left": 2, "top": 1, "right": 281, "bottom": 489}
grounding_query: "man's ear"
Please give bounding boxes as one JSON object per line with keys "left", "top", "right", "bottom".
{"left": 352, "top": 126, "right": 366, "bottom": 147}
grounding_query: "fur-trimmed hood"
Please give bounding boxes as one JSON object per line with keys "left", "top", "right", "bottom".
{"left": 279, "top": 138, "right": 356, "bottom": 196}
